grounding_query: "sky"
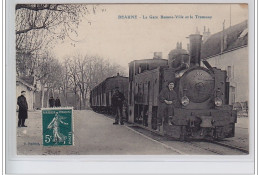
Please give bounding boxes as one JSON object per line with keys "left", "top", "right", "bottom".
{"left": 52, "top": 4, "right": 248, "bottom": 69}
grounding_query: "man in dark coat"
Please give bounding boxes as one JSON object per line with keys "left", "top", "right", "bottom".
{"left": 55, "top": 97, "right": 61, "bottom": 107}
{"left": 17, "top": 91, "right": 28, "bottom": 127}
{"left": 49, "top": 97, "right": 55, "bottom": 108}
{"left": 112, "top": 87, "right": 125, "bottom": 125}
{"left": 158, "top": 82, "right": 178, "bottom": 126}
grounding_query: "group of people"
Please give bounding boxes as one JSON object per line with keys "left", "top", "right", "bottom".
{"left": 111, "top": 81, "right": 178, "bottom": 126}
{"left": 17, "top": 91, "right": 62, "bottom": 127}
{"left": 49, "top": 97, "right": 61, "bottom": 108}
{"left": 17, "top": 82, "right": 177, "bottom": 128}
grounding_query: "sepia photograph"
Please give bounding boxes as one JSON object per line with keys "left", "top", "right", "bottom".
{"left": 14, "top": 3, "right": 250, "bottom": 156}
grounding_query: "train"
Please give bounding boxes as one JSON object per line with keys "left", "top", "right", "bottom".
{"left": 90, "top": 33, "right": 237, "bottom": 141}
{"left": 89, "top": 74, "right": 128, "bottom": 117}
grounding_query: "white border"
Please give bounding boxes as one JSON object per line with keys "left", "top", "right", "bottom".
{"left": 5, "top": 0, "right": 256, "bottom": 174}
{"left": 1, "top": 0, "right": 5, "bottom": 174}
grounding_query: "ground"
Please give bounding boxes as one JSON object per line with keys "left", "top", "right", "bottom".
{"left": 17, "top": 110, "right": 249, "bottom": 155}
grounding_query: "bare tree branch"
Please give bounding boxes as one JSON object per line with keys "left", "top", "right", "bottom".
{"left": 16, "top": 24, "right": 46, "bottom": 34}
{"left": 16, "top": 4, "right": 60, "bottom": 11}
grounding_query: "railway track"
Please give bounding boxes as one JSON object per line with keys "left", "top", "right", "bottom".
{"left": 209, "top": 140, "right": 249, "bottom": 154}
{"left": 180, "top": 140, "right": 249, "bottom": 155}
{"left": 103, "top": 113, "right": 248, "bottom": 155}
{"left": 127, "top": 124, "right": 248, "bottom": 155}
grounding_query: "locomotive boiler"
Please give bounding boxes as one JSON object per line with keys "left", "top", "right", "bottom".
{"left": 128, "top": 34, "right": 237, "bottom": 140}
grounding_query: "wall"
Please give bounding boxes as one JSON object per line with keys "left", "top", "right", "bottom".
{"left": 205, "top": 46, "right": 248, "bottom": 103}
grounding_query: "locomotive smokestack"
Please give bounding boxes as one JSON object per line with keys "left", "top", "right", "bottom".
{"left": 153, "top": 52, "right": 162, "bottom": 59}
{"left": 189, "top": 34, "right": 202, "bottom": 66}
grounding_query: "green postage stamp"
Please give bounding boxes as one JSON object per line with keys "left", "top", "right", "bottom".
{"left": 42, "top": 108, "right": 73, "bottom": 146}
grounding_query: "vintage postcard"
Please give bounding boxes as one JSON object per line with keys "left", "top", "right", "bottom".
{"left": 6, "top": 1, "right": 255, "bottom": 174}
{"left": 15, "top": 3, "right": 249, "bottom": 155}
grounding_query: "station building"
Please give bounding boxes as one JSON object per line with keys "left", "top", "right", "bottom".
{"left": 201, "top": 20, "right": 248, "bottom": 107}
{"left": 16, "top": 76, "right": 36, "bottom": 110}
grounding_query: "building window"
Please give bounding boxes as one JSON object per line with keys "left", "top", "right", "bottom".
{"left": 230, "top": 86, "right": 236, "bottom": 105}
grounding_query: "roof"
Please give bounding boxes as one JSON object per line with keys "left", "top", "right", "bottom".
{"left": 169, "top": 48, "right": 188, "bottom": 56}
{"left": 16, "top": 77, "right": 35, "bottom": 90}
{"left": 91, "top": 74, "right": 128, "bottom": 91}
{"left": 129, "top": 59, "right": 168, "bottom": 63}
{"left": 104, "top": 75, "right": 128, "bottom": 83}
{"left": 201, "top": 20, "right": 248, "bottom": 59}
{"left": 18, "top": 76, "right": 34, "bottom": 85}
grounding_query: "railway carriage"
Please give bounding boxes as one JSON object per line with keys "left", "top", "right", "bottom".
{"left": 90, "top": 73, "right": 128, "bottom": 116}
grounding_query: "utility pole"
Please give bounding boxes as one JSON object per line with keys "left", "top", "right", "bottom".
{"left": 230, "top": 4, "right": 232, "bottom": 27}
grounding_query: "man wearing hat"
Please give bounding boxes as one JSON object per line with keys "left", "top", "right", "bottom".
{"left": 55, "top": 96, "right": 61, "bottom": 107}
{"left": 17, "top": 91, "right": 28, "bottom": 127}
{"left": 158, "top": 81, "right": 178, "bottom": 126}
{"left": 49, "top": 96, "right": 55, "bottom": 108}
{"left": 111, "top": 87, "right": 125, "bottom": 125}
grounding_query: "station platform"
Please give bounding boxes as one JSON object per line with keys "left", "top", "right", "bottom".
{"left": 17, "top": 110, "right": 180, "bottom": 155}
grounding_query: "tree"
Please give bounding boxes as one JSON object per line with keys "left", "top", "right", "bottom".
{"left": 16, "top": 4, "right": 94, "bottom": 35}
{"left": 34, "top": 53, "right": 63, "bottom": 108}
{"left": 58, "top": 53, "right": 127, "bottom": 109}
{"left": 66, "top": 58, "right": 80, "bottom": 109}
{"left": 60, "top": 58, "right": 71, "bottom": 106}
{"left": 15, "top": 4, "right": 105, "bottom": 78}
{"left": 16, "top": 4, "right": 102, "bottom": 53}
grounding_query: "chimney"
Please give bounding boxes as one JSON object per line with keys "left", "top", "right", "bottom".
{"left": 189, "top": 34, "right": 202, "bottom": 66}
{"left": 195, "top": 27, "right": 200, "bottom": 34}
{"left": 203, "top": 27, "right": 211, "bottom": 42}
{"left": 221, "top": 20, "right": 225, "bottom": 53}
{"left": 153, "top": 52, "right": 162, "bottom": 59}
{"left": 187, "top": 43, "right": 190, "bottom": 53}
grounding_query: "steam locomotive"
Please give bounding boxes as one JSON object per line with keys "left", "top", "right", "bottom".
{"left": 90, "top": 33, "right": 237, "bottom": 141}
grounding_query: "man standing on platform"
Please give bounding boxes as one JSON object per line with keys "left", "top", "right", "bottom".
{"left": 49, "top": 96, "right": 55, "bottom": 108}
{"left": 112, "top": 87, "right": 125, "bottom": 125}
{"left": 55, "top": 97, "right": 61, "bottom": 107}
{"left": 17, "top": 91, "right": 28, "bottom": 127}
